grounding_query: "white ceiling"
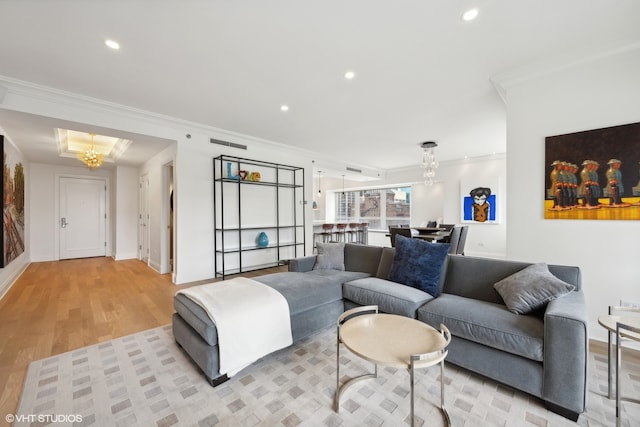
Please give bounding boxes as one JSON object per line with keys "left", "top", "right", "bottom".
{"left": 0, "top": 1, "right": 639, "bottom": 171}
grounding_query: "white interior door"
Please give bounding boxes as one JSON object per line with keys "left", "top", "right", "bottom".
{"left": 59, "top": 177, "right": 107, "bottom": 259}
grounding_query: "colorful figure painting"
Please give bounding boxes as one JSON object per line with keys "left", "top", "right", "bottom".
{"left": 544, "top": 122, "right": 640, "bottom": 220}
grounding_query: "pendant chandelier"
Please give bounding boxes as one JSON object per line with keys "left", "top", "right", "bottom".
{"left": 317, "top": 171, "right": 322, "bottom": 198}
{"left": 79, "top": 133, "right": 104, "bottom": 170}
{"left": 420, "top": 141, "right": 439, "bottom": 186}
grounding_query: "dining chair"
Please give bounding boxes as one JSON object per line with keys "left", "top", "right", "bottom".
{"left": 389, "top": 227, "right": 412, "bottom": 247}
{"left": 446, "top": 226, "right": 462, "bottom": 253}
{"left": 456, "top": 226, "right": 469, "bottom": 255}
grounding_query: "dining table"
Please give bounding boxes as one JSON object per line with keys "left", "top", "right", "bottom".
{"left": 412, "top": 227, "right": 446, "bottom": 234}
{"left": 411, "top": 227, "right": 449, "bottom": 242}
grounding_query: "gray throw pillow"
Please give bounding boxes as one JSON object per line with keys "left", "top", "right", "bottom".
{"left": 313, "top": 242, "right": 345, "bottom": 271}
{"left": 493, "top": 263, "right": 575, "bottom": 314}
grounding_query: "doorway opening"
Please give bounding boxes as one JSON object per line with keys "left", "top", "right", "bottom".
{"left": 163, "top": 162, "right": 175, "bottom": 278}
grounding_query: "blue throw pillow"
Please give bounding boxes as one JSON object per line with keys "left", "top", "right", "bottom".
{"left": 387, "top": 235, "right": 450, "bottom": 296}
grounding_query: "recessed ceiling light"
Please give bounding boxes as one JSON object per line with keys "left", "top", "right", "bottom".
{"left": 280, "top": 105, "right": 289, "bottom": 112}
{"left": 105, "top": 39, "right": 120, "bottom": 50}
{"left": 462, "top": 8, "right": 479, "bottom": 21}
{"left": 344, "top": 71, "right": 356, "bottom": 80}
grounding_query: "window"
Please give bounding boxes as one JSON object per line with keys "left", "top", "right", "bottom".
{"left": 335, "top": 186, "right": 411, "bottom": 230}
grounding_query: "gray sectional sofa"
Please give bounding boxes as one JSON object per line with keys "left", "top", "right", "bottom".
{"left": 173, "top": 242, "right": 587, "bottom": 421}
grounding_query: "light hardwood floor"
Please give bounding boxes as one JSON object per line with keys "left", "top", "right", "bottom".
{"left": 0, "top": 257, "right": 285, "bottom": 422}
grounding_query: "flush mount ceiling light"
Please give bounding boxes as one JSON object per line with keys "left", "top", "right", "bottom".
{"left": 462, "top": 8, "right": 479, "bottom": 21}
{"left": 420, "top": 141, "right": 439, "bottom": 186}
{"left": 344, "top": 71, "right": 356, "bottom": 80}
{"left": 105, "top": 39, "right": 120, "bottom": 50}
{"left": 280, "top": 105, "right": 289, "bottom": 112}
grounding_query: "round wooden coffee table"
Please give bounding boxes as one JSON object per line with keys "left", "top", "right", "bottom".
{"left": 335, "top": 306, "right": 451, "bottom": 427}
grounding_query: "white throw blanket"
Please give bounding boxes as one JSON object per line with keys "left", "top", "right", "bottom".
{"left": 176, "top": 277, "right": 292, "bottom": 376}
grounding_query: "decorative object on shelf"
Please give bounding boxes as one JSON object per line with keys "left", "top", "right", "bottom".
{"left": 312, "top": 200, "right": 318, "bottom": 209}
{"left": 226, "top": 162, "right": 239, "bottom": 180}
{"left": 257, "top": 231, "right": 269, "bottom": 248}
{"left": 78, "top": 133, "right": 104, "bottom": 170}
{"left": 420, "top": 141, "right": 439, "bottom": 186}
{"left": 238, "top": 170, "right": 248, "bottom": 180}
{"left": 252, "top": 171, "right": 261, "bottom": 182}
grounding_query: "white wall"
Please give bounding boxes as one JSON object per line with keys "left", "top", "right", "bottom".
{"left": 502, "top": 47, "right": 640, "bottom": 343}
{"left": 0, "top": 129, "right": 29, "bottom": 298}
{"left": 114, "top": 166, "right": 139, "bottom": 260}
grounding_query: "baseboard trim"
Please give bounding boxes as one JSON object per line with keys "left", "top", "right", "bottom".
{"left": 0, "top": 259, "right": 30, "bottom": 301}
{"left": 114, "top": 252, "right": 138, "bottom": 261}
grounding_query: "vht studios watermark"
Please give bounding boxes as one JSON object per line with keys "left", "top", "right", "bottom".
{"left": 6, "top": 413, "right": 83, "bottom": 423}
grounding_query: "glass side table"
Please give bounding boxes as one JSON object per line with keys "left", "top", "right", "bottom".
{"left": 597, "top": 306, "right": 640, "bottom": 425}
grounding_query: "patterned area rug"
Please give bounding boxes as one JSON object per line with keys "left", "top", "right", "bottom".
{"left": 15, "top": 324, "right": 640, "bottom": 426}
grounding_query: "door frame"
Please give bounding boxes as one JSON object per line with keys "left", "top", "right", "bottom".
{"left": 161, "top": 161, "right": 175, "bottom": 278}
{"left": 139, "top": 173, "right": 150, "bottom": 263}
{"left": 54, "top": 173, "right": 110, "bottom": 260}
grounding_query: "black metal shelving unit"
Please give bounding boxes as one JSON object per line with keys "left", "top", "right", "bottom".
{"left": 214, "top": 155, "right": 305, "bottom": 278}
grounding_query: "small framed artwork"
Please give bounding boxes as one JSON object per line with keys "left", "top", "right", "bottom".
{"left": 461, "top": 177, "right": 500, "bottom": 224}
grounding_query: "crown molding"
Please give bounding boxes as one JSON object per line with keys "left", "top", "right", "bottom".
{"left": 491, "top": 40, "right": 640, "bottom": 103}
{"left": 0, "top": 75, "right": 387, "bottom": 177}
{"left": 386, "top": 152, "right": 506, "bottom": 176}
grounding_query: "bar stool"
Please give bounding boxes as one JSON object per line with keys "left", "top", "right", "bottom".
{"left": 347, "top": 223, "right": 360, "bottom": 243}
{"left": 334, "top": 223, "right": 347, "bottom": 242}
{"left": 358, "top": 222, "right": 369, "bottom": 244}
{"left": 313, "top": 225, "right": 326, "bottom": 249}
{"left": 319, "top": 224, "right": 334, "bottom": 243}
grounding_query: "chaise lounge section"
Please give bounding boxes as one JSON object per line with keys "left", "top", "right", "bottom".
{"left": 172, "top": 241, "right": 587, "bottom": 420}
